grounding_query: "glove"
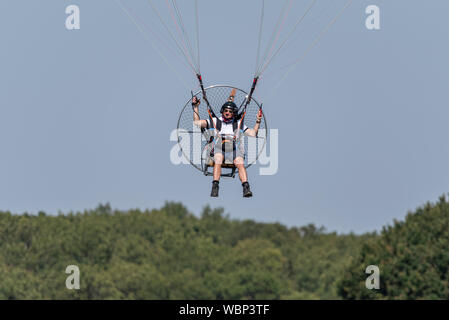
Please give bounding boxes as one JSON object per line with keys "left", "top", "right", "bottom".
{"left": 256, "top": 109, "right": 262, "bottom": 123}
{"left": 192, "top": 96, "right": 200, "bottom": 108}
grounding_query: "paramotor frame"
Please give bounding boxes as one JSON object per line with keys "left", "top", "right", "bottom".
{"left": 177, "top": 85, "right": 267, "bottom": 177}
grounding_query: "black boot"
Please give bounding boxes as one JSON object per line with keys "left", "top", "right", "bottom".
{"left": 211, "top": 180, "right": 219, "bottom": 197}
{"left": 242, "top": 182, "right": 253, "bottom": 198}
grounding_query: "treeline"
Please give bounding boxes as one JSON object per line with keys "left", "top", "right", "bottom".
{"left": 1, "top": 195, "right": 448, "bottom": 299}
{"left": 0, "top": 202, "right": 371, "bottom": 299}
{"left": 339, "top": 195, "right": 449, "bottom": 299}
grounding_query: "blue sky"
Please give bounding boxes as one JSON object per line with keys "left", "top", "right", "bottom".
{"left": 1, "top": 0, "right": 448, "bottom": 234}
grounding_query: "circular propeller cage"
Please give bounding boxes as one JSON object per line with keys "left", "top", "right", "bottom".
{"left": 177, "top": 85, "right": 267, "bottom": 176}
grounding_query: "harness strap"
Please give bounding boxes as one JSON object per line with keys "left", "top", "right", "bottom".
{"left": 234, "top": 112, "right": 245, "bottom": 142}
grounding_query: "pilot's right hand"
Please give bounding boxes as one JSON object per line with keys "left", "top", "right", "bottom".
{"left": 192, "top": 96, "right": 200, "bottom": 107}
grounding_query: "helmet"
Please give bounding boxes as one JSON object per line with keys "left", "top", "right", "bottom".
{"left": 220, "top": 101, "right": 238, "bottom": 115}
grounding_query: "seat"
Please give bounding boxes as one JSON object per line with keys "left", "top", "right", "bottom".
{"left": 207, "top": 160, "right": 236, "bottom": 169}
{"left": 203, "top": 159, "right": 237, "bottom": 178}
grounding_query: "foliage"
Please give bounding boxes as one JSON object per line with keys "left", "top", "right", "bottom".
{"left": 0, "top": 202, "right": 369, "bottom": 299}
{"left": 338, "top": 195, "right": 449, "bottom": 299}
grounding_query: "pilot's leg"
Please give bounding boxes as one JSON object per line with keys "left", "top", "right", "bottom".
{"left": 234, "top": 155, "right": 253, "bottom": 198}
{"left": 234, "top": 156, "right": 247, "bottom": 183}
{"left": 211, "top": 153, "right": 224, "bottom": 197}
{"left": 213, "top": 153, "right": 224, "bottom": 181}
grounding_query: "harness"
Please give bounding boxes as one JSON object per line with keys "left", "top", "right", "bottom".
{"left": 207, "top": 115, "right": 245, "bottom": 155}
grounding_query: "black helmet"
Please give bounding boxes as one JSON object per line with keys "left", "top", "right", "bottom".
{"left": 220, "top": 101, "right": 238, "bottom": 114}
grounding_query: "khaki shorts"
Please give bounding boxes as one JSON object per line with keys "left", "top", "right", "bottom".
{"left": 212, "top": 142, "right": 245, "bottom": 163}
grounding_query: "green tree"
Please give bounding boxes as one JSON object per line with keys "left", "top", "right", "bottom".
{"left": 338, "top": 195, "right": 449, "bottom": 299}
